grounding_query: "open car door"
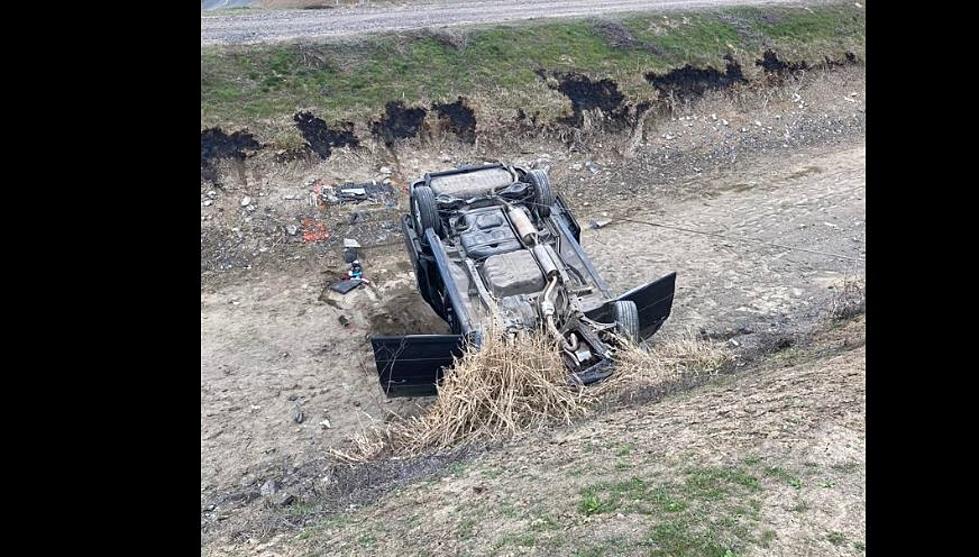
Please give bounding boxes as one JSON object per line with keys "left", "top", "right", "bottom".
{"left": 371, "top": 334, "right": 465, "bottom": 397}
{"left": 616, "top": 272, "right": 677, "bottom": 339}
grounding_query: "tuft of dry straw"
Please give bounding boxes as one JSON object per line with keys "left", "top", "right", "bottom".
{"left": 331, "top": 330, "right": 729, "bottom": 462}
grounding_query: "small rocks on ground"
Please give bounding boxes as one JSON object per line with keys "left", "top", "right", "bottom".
{"left": 240, "top": 196, "right": 252, "bottom": 207}
{"left": 260, "top": 480, "right": 279, "bottom": 497}
{"left": 286, "top": 224, "right": 299, "bottom": 236}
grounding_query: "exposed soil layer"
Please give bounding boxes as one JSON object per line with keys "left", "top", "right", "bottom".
{"left": 551, "top": 71, "right": 628, "bottom": 127}
{"left": 293, "top": 111, "right": 359, "bottom": 159}
{"left": 432, "top": 97, "right": 477, "bottom": 144}
{"left": 592, "top": 20, "right": 661, "bottom": 53}
{"left": 201, "top": 128, "right": 261, "bottom": 183}
{"left": 756, "top": 49, "right": 859, "bottom": 75}
{"left": 371, "top": 101, "right": 428, "bottom": 146}
{"left": 645, "top": 55, "right": 747, "bottom": 99}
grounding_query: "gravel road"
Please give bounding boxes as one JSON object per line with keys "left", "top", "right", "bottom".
{"left": 201, "top": 0, "right": 823, "bottom": 46}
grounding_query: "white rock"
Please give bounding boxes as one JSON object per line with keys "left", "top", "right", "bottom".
{"left": 203, "top": 200, "right": 213, "bottom": 207}
{"left": 240, "top": 196, "right": 252, "bottom": 207}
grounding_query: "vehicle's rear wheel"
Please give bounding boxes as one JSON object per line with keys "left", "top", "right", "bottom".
{"left": 412, "top": 185, "right": 441, "bottom": 240}
{"left": 612, "top": 300, "right": 640, "bottom": 344}
{"left": 526, "top": 169, "right": 554, "bottom": 217}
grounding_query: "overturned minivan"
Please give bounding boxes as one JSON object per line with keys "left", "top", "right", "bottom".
{"left": 372, "top": 164, "right": 676, "bottom": 396}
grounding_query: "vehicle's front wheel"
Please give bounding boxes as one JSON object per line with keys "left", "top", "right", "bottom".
{"left": 412, "top": 185, "right": 441, "bottom": 240}
{"left": 612, "top": 300, "right": 640, "bottom": 344}
{"left": 526, "top": 169, "right": 554, "bottom": 218}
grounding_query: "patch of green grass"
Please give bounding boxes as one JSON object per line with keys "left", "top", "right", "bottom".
{"left": 827, "top": 531, "right": 847, "bottom": 546}
{"left": 765, "top": 466, "right": 803, "bottom": 490}
{"left": 683, "top": 466, "right": 761, "bottom": 500}
{"left": 457, "top": 517, "right": 477, "bottom": 540}
{"left": 853, "top": 540, "right": 866, "bottom": 551}
{"left": 499, "top": 501, "right": 522, "bottom": 519}
{"left": 201, "top": 3, "right": 865, "bottom": 138}
{"left": 357, "top": 532, "right": 377, "bottom": 547}
{"left": 759, "top": 529, "right": 776, "bottom": 547}
{"left": 644, "top": 519, "right": 742, "bottom": 557}
{"left": 446, "top": 461, "right": 467, "bottom": 477}
{"left": 530, "top": 512, "right": 561, "bottom": 532}
{"left": 579, "top": 493, "right": 608, "bottom": 515}
{"left": 493, "top": 531, "right": 538, "bottom": 551}
{"left": 574, "top": 465, "right": 772, "bottom": 556}
{"left": 615, "top": 443, "right": 635, "bottom": 457}
{"left": 480, "top": 466, "right": 503, "bottom": 479}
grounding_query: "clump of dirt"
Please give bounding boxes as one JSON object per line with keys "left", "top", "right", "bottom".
{"left": 592, "top": 20, "right": 661, "bottom": 53}
{"left": 200, "top": 128, "right": 261, "bottom": 183}
{"left": 756, "top": 50, "right": 860, "bottom": 76}
{"left": 293, "top": 111, "right": 359, "bottom": 159}
{"left": 366, "top": 289, "right": 449, "bottom": 336}
{"left": 432, "top": 97, "right": 477, "bottom": 144}
{"left": 272, "top": 146, "right": 313, "bottom": 163}
{"left": 823, "top": 51, "right": 859, "bottom": 68}
{"left": 550, "top": 72, "right": 628, "bottom": 127}
{"left": 371, "top": 101, "right": 428, "bottom": 146}
{"left": 421, "top": 28, "right": 469, "bottom": 50}
{"left": 645, "top": 55, "right": 747, "bottom": 99}
{"left": 756, "top": 49, "right": 811, "bottom": 73}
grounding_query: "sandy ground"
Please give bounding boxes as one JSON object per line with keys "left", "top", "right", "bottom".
{"left": 200, "top": 0, "right": 824, "bottom": 45}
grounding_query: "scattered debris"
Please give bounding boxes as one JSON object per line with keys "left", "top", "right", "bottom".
{"left": 292, "top": 404, "right": 304, "bottom": 424}
{"left": 330, "top": 278, "right": 364, "bottom": 295}
{"left": 338, "top": 315, "right": 351, "bottom": 328}
{"left": 320, "top": 419, "right": 333, "bottom": 429}
{"left": 285, "top": 224, "right": 299, "bottom": 236}
{"left": 301, "top": 218, "right": 330, "bottom": 243}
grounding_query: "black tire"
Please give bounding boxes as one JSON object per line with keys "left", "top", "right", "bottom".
{"left": 612, "top": 300, "right": 640, "bottom": 344}
{"left": 526, "top": 169, "right": 554, "bottom": 217}
{"left": 412, "top": 185, "right": 441, "bottom": 239}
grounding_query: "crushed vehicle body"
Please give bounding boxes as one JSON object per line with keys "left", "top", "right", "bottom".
{"left": 371, "top": 164, "right": 677, "bottom": 397}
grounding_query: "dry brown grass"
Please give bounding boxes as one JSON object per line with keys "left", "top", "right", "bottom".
{"left": 331, "top": 329, "right": 730, "bottom": 462}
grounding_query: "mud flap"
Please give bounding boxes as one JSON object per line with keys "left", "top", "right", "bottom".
{"left": 371, "top": 335, "right": 465, "bottom": 397}
{"left": 616, "top": 272, "right": 677, "bottom": 339}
